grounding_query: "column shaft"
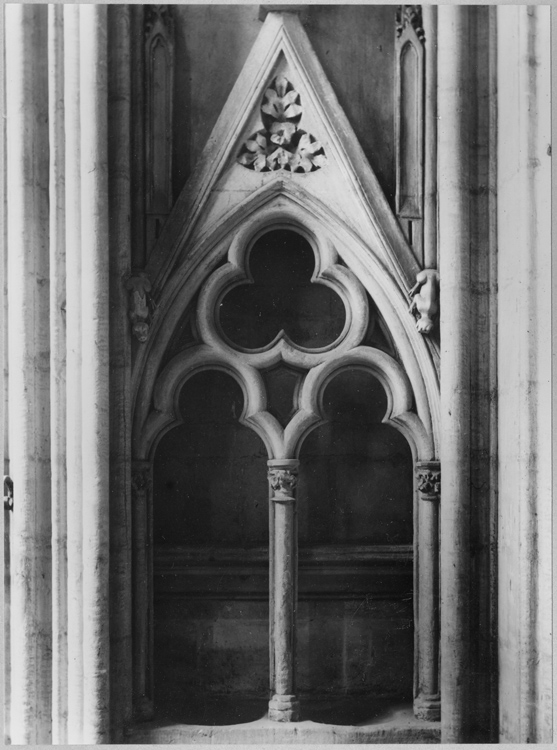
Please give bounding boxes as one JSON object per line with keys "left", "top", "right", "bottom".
{"left": 0, "top": 3, "right": 9, "bottom": 742}
{"left": 422, "top": 5, "right": 437, "bottom": 269}
{"left": 132, "top": 461, "right": 154, "bottom": 720}
{"left": 414, "top": 462, "right": 440, "bottom": 720}
{"left": 48, "top": 5, "right": 68, "bottom": 742}
{"left": 438, "top": 6, "right": 472, "bottom": 743}
{"left": 108, "top": 5, "right": 133, "bottom": 740}
{"left": 497, "top": 6, "right": 552, "bottom": 742}
{"left": 63, "top": 5, "right": 83, "bottom": 740}
{"left": 5, "top": 5, "right": 52, "bottom": 743}
{"left": 130, "top": 5, "right": 146, "bottom": 269}
{"left": 79, "top": 5, "right": 110, "bottom": 742}
{"left": 268, "top": 459, "right": 300, "bottom": 722}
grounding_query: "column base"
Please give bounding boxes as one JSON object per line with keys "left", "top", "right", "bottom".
{"left": 414, "top": 693, "right": 440, "bottom": 721}
{"left": 268, "top": 694, "right": 301, "bottom": 722}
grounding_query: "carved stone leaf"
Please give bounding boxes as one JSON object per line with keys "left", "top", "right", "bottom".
{"left": 274, "top": 75, "right": 290, "bottom": 98}
{"left": 238, "top": 132, "right": 269, "bottom": 170}
{"left": 238, "top": 151, "right": 267, "bottom": 171}
{"left": 269, "top": 121, "right": 297, "bottom": 146}
{"left": 290, "top": 133, "right": 328, "bottom": 172}
{"left": 246, "top": 132, "right": 268, "bottom": 152}
{"left": 262, "top": 88, "right": 302, "bottom": 121}
{"left": 289, "top": 152, "right": 313, "bottom": 173}
{"left": 312, "top": 154, "right": 328, "bottom": 167}
{"left": 267, "top": 147, "right": 292, "bottom": 170}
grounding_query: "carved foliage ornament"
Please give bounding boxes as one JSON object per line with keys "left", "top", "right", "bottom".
{"left": 238, "top": 76, "right": 327, "bottom": 173}
{"left": 268, "top": 468, "right": 298, "bottom": 497}
{"left": 395, "top": 5, "right": 425, "bottom": 44}
{"left": 416, "top": 463, "right": 440, "bottom": 500}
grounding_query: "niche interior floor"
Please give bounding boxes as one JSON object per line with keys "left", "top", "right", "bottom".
{"left": 128, "top": 694, "right": 441, "bottom": 744}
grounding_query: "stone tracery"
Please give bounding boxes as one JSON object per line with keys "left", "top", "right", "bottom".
{"left": 145, "top": 216, "right": 438, "bottom": 721}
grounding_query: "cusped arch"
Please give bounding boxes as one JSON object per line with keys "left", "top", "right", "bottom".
{"left": 140, "top": 345, "right": 284, "bottom": 461}
{"left": 132, "top": 185, "right": 439, "bottom": 461}
{"left": 142, "top": 344, "right": 432, "bottom": 467}
{"left": 284, "top": 346, "right": 433, "bottom": 461}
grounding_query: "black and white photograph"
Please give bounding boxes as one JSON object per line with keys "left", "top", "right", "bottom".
{"left": 0, "top": 2, "right": 553, "bottom": 745}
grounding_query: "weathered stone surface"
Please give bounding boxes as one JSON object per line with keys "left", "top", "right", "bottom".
{"left": 5, "top": 5, "right": 52, "bottom": 743}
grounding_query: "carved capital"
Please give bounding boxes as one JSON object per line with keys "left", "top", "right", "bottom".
{"left": 268, "top": 468, "right": 297, "bottom": 500}
{"left": 408, "top": 269, "right": 439, "bottom": 334}
{"left": 396, "top": 5, "right": 425, "bottom": 43}
{"left": 4, "top": 475, "right": 13, "bottom": 511}
{"left": 132, "top": 463, "right": 152, "bottom": 496}
{"left": 416, "top": 461, "right": 440, "bottom": 501}
{"left": 126, "top": 272, "right": 154, "bottom": 343}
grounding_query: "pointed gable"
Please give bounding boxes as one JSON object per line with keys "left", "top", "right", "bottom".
{"left": 147, "top": 11, "right": 419, "bottom": 301}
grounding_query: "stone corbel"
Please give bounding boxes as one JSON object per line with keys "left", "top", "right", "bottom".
{"left": 126, "top": 272, "right": 154, "bottom": 342}
{"left": 409, "top": 269, "right": 439, "bottom": 334}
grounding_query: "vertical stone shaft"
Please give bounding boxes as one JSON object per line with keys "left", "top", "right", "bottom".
{"left": 63, "top": 5, "right": 83, "bottom": 741}
{"left": 79, "top": 5, "right": 110, "bottom": 743}
{"left": 497, "top": 6, "right": 552, "bottom": 743}
{"left": 0, "top": 3, "right": 9, "bottom": 742}
{"left": 108, "top": 5, "right": 133, "bottom": 741}
{"left": 130, "top": 5, "right": 146, "bottom": 269}
{"left": 422, "top": 5, "right": 437, "bottom": 269}
{"left": 48, "top": 5, "right": 68, "bottom": 743}
{"left": 5, "top": 5, "right": 52, "bottom": 743}
{"left": 268, "top": 459, "right": 300, "bottom": 722}
{"left": 414, "top": 462, "right": 440, "bottom": 720}
{"left": 438, "top": 6, "right": 471, "bottom": 743}
{"left": 132, "top": 461, "right": 154, "bottom": 720}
